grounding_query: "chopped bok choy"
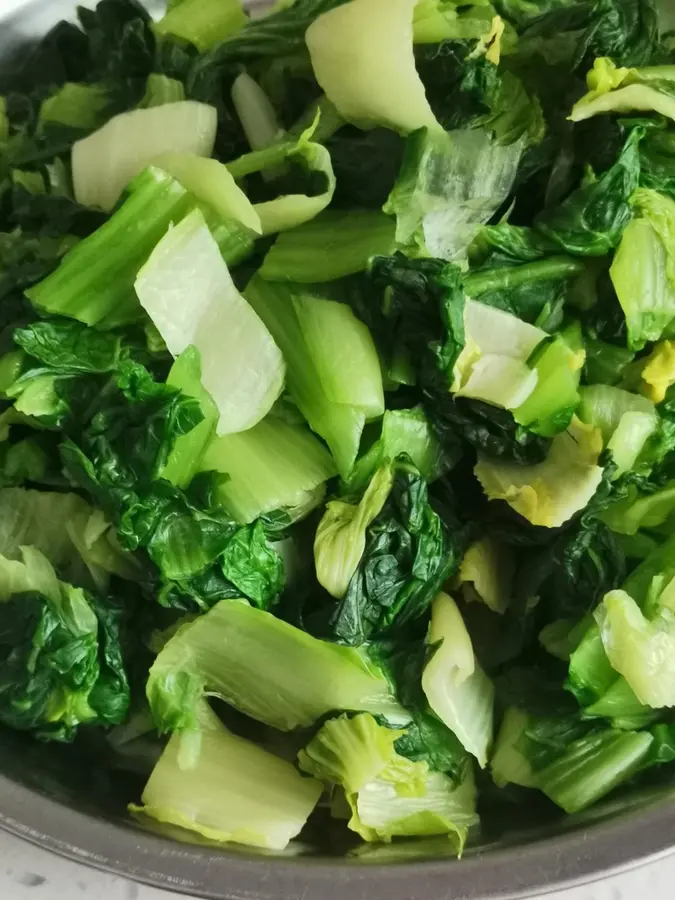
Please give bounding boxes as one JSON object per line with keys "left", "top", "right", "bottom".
{"left": 134, "top": 699, "right": 321, "bottom": 849}
{"left": 73, "top": 102, "right": 217, "bottom": 212}
{"left": 135, "top": 209, "right": 285, "bottom": 435}
{"left": 10, "top": 0, "right": 675, "bottom": 860}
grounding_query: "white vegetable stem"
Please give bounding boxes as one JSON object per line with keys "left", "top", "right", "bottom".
{"left": 73, "top": 101, "right": 217, "bottom": 212}
{"left": 305, "top": 0, "right": 440, "bottom": 134}
{"left": 135, "top": 209, "right": 285, "bottom": 435}
{"left": 422, "top": 592, "right": 494, "bottom": 767}
{"left": 137, "top": 699, "right": 321, "bottom": 850}
{"left": 232, "top": 72, "right": 284, "bottom": 153}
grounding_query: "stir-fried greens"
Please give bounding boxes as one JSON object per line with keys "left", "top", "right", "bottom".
{"left": 2, "top": 0, "right": 675, "bottom": 855}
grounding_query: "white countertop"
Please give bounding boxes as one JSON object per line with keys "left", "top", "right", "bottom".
{"left": 0, "top": 829, "right": 673, "bottom": 900}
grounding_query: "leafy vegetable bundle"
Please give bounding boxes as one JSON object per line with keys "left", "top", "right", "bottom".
{"left": 3, "top": 0, "right": 675, "bottom": 856}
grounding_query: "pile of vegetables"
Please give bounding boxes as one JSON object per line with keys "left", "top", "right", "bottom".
{"left": 3, "top": 0, "right": 675, "bottom": 856}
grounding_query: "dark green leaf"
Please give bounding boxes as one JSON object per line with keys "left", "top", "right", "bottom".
{"left": 187, "top": 0, "right": 348, "bottom": 101}
{"left": 59, "top": 359, "right": 283, "bottom": 611}
{"left": 220, "top": 521, "right": 285, "bottom": 608}
{"left": 329, "top": 460, "right": 463, "bottom": 645}
{"left": 14, "top": 320, "right": 124, "bottom": 374}
{"left": 536, "top": 126, "right": 644, "bottom": 255}
{"left": 0, "top": 572, "right": 129, "bottom": 741}
{"left": 575, "top": 0, "right": 658, "bottom": 69}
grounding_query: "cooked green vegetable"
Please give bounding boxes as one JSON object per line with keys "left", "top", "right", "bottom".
{"left": 8, "top": 0, "right": 675, "bottom": 859}
{"left": 474, "top": 418, "right": 605, "bottom": 527}
{"left": 385, "top": 127, "right": 525, "bottom": 260}
{"left": 147, "top": 599, "right": 404, "bottom": 736}
{"left": 298, "top": 713, "right": 478, "bottom": 848}
{"left": 315, "top": 465, "right": 394, "bottom": 598}
{"left": 135, "top": 208, "right": 285, "bottom": 435}
{"left": 492, "top": 703, "right": 654, "bottom": 813}
{"left": 0, "top": 487, "right": 138, "bottom": 591}
{"left": 25, "top": 167, "right": 257, "bottom": 328}
{"left": 73, "top": 102, "right": 218, "bottom": 212}
{"left": 578, "top": 384, "right": 658, "bottom": 476}
{"left": 244, "top": 277, "right": 382, "bottom": 477}
{"left": 321, "top": 460, "right": 461, "bottom": 645}
{"left": 153, "top": 152, "right": 262, "bottom": 234}
{"left": 452, "top": 299, "right": 546, "bottom": 410}
{"left": 346, "top": 406, "right": 444, "bottom": 492}
{"left": 610, "top": 188, "right": 675, "bottom": 349}
{"left": 596, "top": 588, "right": 675, "bottom": 708}
{"left": 201, "top": 416, "right": 337, "bottom": 524}
{"left": 154, "top": 0, "right": 247, "bottom": 52}
{"left": 458, "top": 537, "right": 513, "bottom": 614}
{"left": 259, "top": 210, "right": 396, "bottom": 283}
{"left": 571, "top": 58, "right": 675, "bottom": 124}
{"left": 134, "top": 698, "right": 322, "bottom": 848}
{"left": 0, "top": 547, "right": 130, "bottom": 740}
{"left": 422, "top": 593, "right": 494, "bottom": 766}
{"left": 305, "top": 0, "right": 440, "bottom": 134}
{"left": 227, "top": 120, "right": 336, "bottom": 234}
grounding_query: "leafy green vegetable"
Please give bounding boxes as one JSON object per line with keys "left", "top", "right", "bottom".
{"left": 305, "top": 0, "right": 440, "bottom": 135}
{"left": 347, "top": 407, "right": 445, "bottom": 493}
{"left": 298, "top": 712, "right": 478, "bottom": 846}
{"left": 231, "top": 72, "right": 284, "bottom": 156}
{"left": 13, "top": 320, "right": 124, "bottom": 374}
{"left": 73, "top": 101, "right": 217, "bottom": 212}
{"left": 475, "top": 417, "right": 605, "bottom": 527}
{"left": 39, "top": 83, "right": 113, "bottom": 132}
{"left": 452, "top": 299, "right": 545, "bottom": 410}
{"left": 0, "top": 231, "right": 77, "bottom": 303}
{"left": 536, "top": 728, "right": 653, "bottom": 813}
{"left": 154, "top": 152, "right": 262, "bottom": 233}
{"left": 7, "top": 0, "right": 675, "bottom": 857}
{"left": 579, "top": 0, "right": 658, "bottom": 68}
{"left": 293, "top": 290, "right": 384, "bottom": 418}
{"left": 325, "top": 460, "right": 462, "bottom": 645}
{"left": 413, "top": 0, "right": 497, "bottom": 44}
{"left": 610, "top": 188, "right": 675, "bottom": 350}
{"left": 0, "top": 487, "right": 138, "bottom": 591}
{"left": 154, "top": 0, "right": 247, "bottom": 52}
{"left": 25, "top": 166, "right": 250, "bottom": 329}
{"left": 135, "top": 208, "right": 285, "bottom": 435}
{"left": 493, "top": 0, "right": 577, "bottom": 27}
{"left": 134, "top": 698, "right": 321, "bottom": 848}
{"left": 57, "top": 356, "right": 283, "bottom": 611}
{"left": 571, "top": 59, "right": 675, "bottom": 124}
{"left": 465, "top": 256, "right": 586, "bottom": 328}
{"left": 567, "top": 531, "right": 675, "bottom": 717}
{"left": 595, "top": 588, "right": 675, "bottom": 708}
{"left": 577, "top": 384, "right": 658, "bottom": 476}
{"left": 315, "top": 465, "right": 393, "bottom": 598}
{"left": 459, "top": 536, "right": 514, "bottom": 614}
{"left": 245, "top": 277, "right": 381, "bottom": 477}
{"left": 201, "top": 415, "right": 336, "bottom": 524}
{"left": 138, "top": 74, "right": 186, "bottom": 109}
{"left": 227, "top": 120, "right": 336, "bottom": 234}
{"left": 492, "top": 698, "right": 653, "bottom": 811}
{"left": 490, "top": 707, "right": 537, "bottom": 788}
{"left": 259, "top": 210, "right": 396, "bottom": 282}
{"left": 422, "top": 593, "right": 494, "bottom": 766}
{"left": 147, "top": 599, "right": 404, "bottom": 734}
{"left": 536, "top": 125, "right": 643, "bottom": 255}
{"left": 365, "top": 253, "right": 552, "bottom": 464}
{"left": 187, "top": 0, "right": 347, "bottom": 101}
{"left": 0, "top": 547, "right": 129, "bottom": 740}
{"left": 384, "top": 127, "right": 524, "bottom": 260}
{"left": 159, "top": 347, "right": 218, "bottom": 490}
{"left": 602, "top": 481, "right": 675, "bottom": 536}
